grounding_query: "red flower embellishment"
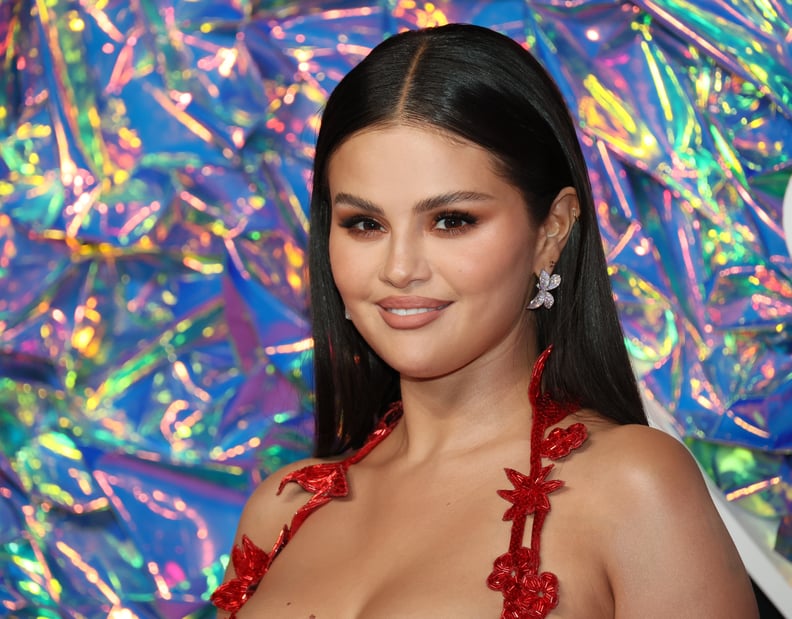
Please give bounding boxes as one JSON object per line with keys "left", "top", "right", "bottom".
{"left": 501, "top": 571, "right": 559, "bottom": 619}
{"left": 487, "top": 546, "right": 539, "bottom": 595}
{"left": 497, "top": 466, "right": 564, "bottom": 521}
{"left": 278, "top": 462, "right": 349, "bottom": 497}
{"left": 540, "top": 423, "right": 587, "bottom": 460}
{"left": 211, "top": 532, "right": 286, "bottom": 615}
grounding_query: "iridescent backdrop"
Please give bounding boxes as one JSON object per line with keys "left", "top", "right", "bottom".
{"left": 0, "top": 0, "right": 790, "bottom": 616}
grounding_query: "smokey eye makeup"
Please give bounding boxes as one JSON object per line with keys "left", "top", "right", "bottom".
{"left": 337, "top": 211, "right": 480, "bottom": 235}
{"left": 335, "top": 209, "right": 481, "bottom": 238}
{"left": 337, "top": 214, "right": 385, "bottom": 236}
{"left": 433, "top": 210, "right": 479, "bottom": 233}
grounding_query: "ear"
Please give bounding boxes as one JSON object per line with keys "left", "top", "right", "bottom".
{"left": 532, "top": 187, "right": 579, "bottom": 276}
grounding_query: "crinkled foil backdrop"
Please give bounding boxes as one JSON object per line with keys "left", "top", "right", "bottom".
{"left": 0, "top": 0, "right": 790, "bottom": 615}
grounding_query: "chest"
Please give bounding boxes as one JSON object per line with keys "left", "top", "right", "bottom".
{"left": 235, "top": 462, "right": 613, "bottom": 618}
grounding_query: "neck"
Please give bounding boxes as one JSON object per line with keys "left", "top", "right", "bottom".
{"left": 390, "top": 343, "right": 538, "bottom": 463}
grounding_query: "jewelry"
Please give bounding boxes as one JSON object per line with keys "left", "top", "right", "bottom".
{"left": 527, "top": 269, "right": 561, "bottom": 310}
{"left": 344, "top": 308, "right": 351, "bottom": 320}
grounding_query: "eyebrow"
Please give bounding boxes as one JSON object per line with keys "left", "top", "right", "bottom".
{"left": 332, "top": 190, "right": 494, "bottom": 215}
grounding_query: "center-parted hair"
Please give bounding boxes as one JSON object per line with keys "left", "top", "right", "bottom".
{"left": 309, "top": 24, "right": 647, "bottom": 457}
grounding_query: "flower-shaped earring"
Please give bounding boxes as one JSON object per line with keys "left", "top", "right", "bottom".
{"left": 527, "top": 269, "right": 561, "bottom": 310}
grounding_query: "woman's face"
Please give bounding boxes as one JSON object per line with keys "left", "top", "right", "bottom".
{"left": 327, "top": 124, "right": 546, "bottom": 380}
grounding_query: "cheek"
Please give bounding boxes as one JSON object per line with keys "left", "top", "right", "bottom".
{"left": 328, "top": 233, "right": 360, "bottom": 299}
{"left": 328, "top": 235, "right": 345, "bottom": 292}
{"left": 450, "top": 230, "right": 535, "bottom": 296}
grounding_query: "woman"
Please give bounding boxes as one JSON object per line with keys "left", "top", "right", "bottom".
{"left": 212, "top": 24, "right": 757, "bottom": 618}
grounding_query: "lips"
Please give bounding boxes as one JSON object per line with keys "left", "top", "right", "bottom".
{"left": 376, "top": 296, "right": 452, "bottom": 329}
{"left": 385, "top": 306, "right": 446, "bottom": 316}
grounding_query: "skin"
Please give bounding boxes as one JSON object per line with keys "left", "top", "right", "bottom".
{"left": 219, "top": 124, "right": 758, "bottom": 618}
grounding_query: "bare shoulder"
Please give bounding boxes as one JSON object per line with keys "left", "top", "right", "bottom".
{"left": 213, "top": 456, "right": 325, "bottom": 617}
{"left": 585, "top": 422, "right": 730, "bottom": 549}
{"left": 234, "top": 456, "right": 326, "bottom": 547}
{"left": 590, "top": 422, "right": 706, "bottom": 489}
{"left": 580, "top": 421, "right": 758, "bottom": 618}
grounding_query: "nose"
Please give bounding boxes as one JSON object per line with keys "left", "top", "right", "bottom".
{"left": 379, "top": 232, "right": 430, "bottom": 289}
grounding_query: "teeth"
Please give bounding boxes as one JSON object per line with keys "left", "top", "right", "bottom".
{"left": 387, "top": 307, "right": 439, "bottom": 316}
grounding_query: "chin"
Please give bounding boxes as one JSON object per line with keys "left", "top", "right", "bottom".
{"left": 385, "top": 359, "right": 461, "bottom": 382}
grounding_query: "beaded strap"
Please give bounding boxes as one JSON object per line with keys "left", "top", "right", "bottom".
{"left": 486, "top": 347, "right": 587, "bottom": 618}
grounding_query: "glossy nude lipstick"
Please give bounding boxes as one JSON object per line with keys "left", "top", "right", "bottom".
{"left": 376, "top": 296, "right": 452, "bottom": 329}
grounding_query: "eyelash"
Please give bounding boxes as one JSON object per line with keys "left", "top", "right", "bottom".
{"left": 338, "top": 211, "right": 479, "bottom": 237}
{"left": 433, "top": 210, "right": 478, "bottom": 234}
{"left": 338, "top": 215, "right": 384, "bottom": 237}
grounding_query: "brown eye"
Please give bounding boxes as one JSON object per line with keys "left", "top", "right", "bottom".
{"left": 356, "top": 219, "right": 383, "bottom": 231}
{"left": 434, "top": 211, "right": 478, "bottom": 232}
{"left": 339, "top": 215, "right": 385, "bottom": 235}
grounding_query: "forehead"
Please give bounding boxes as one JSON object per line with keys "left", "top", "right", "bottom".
{"left": 327, "top": 124, "right": 510, "bottom": 201}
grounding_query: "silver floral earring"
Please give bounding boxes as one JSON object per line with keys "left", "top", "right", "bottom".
{"left": 527, "top": 269, "right": 561, "bottom": 310}
{"left": 344, "top": 307, "right": 351, "bottom": 320}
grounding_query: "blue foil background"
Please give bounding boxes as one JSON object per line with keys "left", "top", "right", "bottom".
{"left": 0, "top": 0, "right": 790, "bottom": 615}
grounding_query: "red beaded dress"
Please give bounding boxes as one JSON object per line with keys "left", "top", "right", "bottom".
{"left": 211, "top": 347, "right": 588, "bottom": 619}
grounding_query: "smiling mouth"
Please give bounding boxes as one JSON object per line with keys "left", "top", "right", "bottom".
{"left": 385, "top": 305, "right": 449, "bottom": 316}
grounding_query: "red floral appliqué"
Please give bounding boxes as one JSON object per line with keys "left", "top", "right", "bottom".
{"left": 211, "top": 530, "right": 287, "bottom": 616}
{"left": 498, "top": 466, "right": 564, "bottom": 521}
{"left": 278, "top": 462, "right": 349, "bottom": 497}
{"left": 501, "top": 572, "right": 559, "bottom": 619}
{"left": 487, "top": 546, "right": 539, "bottom": 594}
{"left": 488, "top": 346, "right": 587, "bottom": 618}
{"left": 540, "top": 423, "right": 587, "bottom": 460}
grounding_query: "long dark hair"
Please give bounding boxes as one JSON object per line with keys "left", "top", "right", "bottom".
{"left": 309, "top": 24, "right": 647, "bottom": 457}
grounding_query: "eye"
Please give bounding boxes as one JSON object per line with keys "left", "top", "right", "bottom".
{"left": 339, "top": 215, "right": 385, "bottom": 235}
{"left": 434, "top": 211, "right": 478, "bottom": 233}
